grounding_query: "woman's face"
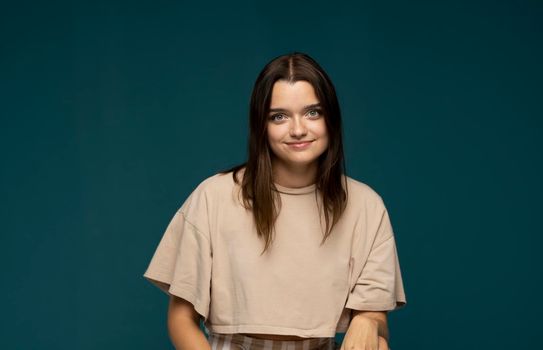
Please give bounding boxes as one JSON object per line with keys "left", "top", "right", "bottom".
{"left": 266, "top": 80, "right": 329, "bottom": 173}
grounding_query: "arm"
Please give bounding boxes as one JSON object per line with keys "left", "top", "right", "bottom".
{"left": 167, "top": 295, "right": 211, "bottom": 350}
{"left": 352, "top": 310, "right": 389, "bottom": 341}
{"left": 340, "top": 310, "right": 390, "bottom": 350}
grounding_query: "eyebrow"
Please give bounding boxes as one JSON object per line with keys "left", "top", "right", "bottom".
{"left": 268, "top": 103, "right": 322, "bottom": 113}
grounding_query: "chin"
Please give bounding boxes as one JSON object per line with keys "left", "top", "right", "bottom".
{"left": 287, "top": 157, "right": 320, "bottom": 165}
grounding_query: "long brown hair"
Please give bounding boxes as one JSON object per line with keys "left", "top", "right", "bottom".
{"left": 219, "top": 52, "right": 348, "bottom": 255}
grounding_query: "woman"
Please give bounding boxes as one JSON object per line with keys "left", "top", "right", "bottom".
{"left": 143, "top": 52, "right": 407, "bottom": 350}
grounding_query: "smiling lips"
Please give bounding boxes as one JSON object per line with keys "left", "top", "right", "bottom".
{"left": 286, "top": 140, "right": 314, "bottom": 149}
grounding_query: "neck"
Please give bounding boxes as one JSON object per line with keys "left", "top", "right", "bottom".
{"left": 271, "top": 158, "right": 318, "bottom": 188}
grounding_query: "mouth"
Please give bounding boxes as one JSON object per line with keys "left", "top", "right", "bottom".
{"left": 285, "top": 140, "right": 314, "bottom": 149}
{"left": 285, "top": 140, "right": 314, "bottom": 145}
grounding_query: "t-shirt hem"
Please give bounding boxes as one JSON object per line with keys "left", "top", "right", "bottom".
{"left": 143, "top": 271, "right": 210, "bottom": 321}
{"left": 207, "top": 324, "right": 338, "bottom": 338}
{"left": 345, "top": 299, "right": 406, "bottom": 311}
{"left": 168, "top": 285, "right": 210, "bottom": 321}
{"left": 143, "top": 271, "right": 171, "bottom": 293}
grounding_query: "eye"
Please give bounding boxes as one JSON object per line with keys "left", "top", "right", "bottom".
{"left": 307, "top": 109, "right": 322, "bottom": 118}
{"left": 270, "top": 113, "right": 286, "bottom": 122}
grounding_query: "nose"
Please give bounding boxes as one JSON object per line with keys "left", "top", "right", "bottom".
{"left": 289, "top": 116, "right": 308, "bottom": 137}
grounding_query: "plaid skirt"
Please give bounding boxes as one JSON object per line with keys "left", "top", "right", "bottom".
{"left": 207, "top": 331, "right": 339, "bottom": 350}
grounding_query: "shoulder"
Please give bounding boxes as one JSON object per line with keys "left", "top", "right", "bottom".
{"left": 177, "top": 171, "right": 237, "bottom": 231}
{"left": 343, "top": 175, "right": 387, "bottom": 211}
{"left": 184, "top": 170, "right": 238, "bottom": 205}
{"left": 195, "top": 170, "right": 237, "bottom": 194}
{"left": 343, "top": 175, "right": 394, "bottom": 244}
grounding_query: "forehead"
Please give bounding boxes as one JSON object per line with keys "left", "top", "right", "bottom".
{"left": 269, "top": 80, "right": 320, "bottom": 109}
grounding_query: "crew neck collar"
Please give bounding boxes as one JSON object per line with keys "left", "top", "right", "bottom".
{"left": 273, "top": 182, "right": 317, "bottom": 195}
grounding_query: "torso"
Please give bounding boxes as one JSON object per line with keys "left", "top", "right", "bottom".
{"left": 239, "top": 333, "right": 311, "bottom": 341}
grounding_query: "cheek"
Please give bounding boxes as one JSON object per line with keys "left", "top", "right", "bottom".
{"left": 267, "top": 127, "right": 282, "bottom": 143}
{"left": 315, "top": 123, "right": 328, "bottom": 140}
{"left": 315, "top": 119, "right": 327, "bottom": 133}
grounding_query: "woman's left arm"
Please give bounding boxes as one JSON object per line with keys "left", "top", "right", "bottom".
{"left": 340, "top": 310, "right": 389, "bottom": 350}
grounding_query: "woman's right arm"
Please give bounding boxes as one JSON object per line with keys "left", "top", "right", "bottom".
{"left": 167, "top": 294, "right": 212, "bottom": 350}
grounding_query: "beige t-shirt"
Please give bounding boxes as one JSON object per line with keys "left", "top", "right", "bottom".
{"left": 143, "top": 169, "right": 407, "bottom": 338}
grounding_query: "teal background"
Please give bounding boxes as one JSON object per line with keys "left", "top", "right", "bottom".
{"left": 1, "top": 0, "right": 541, "bottom": 349}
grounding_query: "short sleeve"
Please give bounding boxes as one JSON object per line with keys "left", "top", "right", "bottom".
{"left": 345, "top": 201, "right": 407, "bottom": 312}
{"left": 143, "top": 186, "right": 212, "bottom": 321}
